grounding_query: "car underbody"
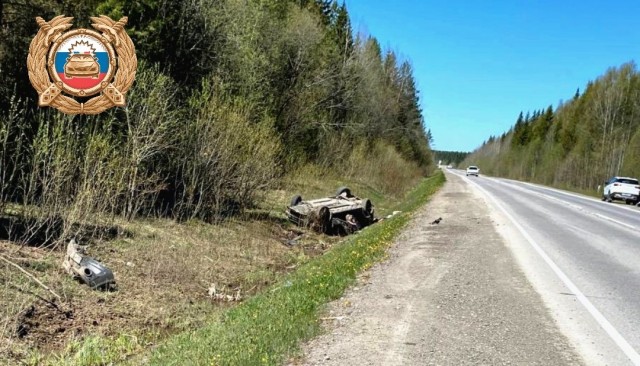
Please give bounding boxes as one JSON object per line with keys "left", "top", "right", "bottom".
{"left": 286, "top": 187, "right": 376, "bottom": 235}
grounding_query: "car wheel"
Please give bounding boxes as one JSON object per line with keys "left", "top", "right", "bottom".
{"left": 361, "top": 198, "right": 373, "bottom": 223}
{"left": 335, "top": 186, "right": 352, "bottom": 197}
{"left": 606, "top": 194, "right": 613, "bottom": 203}
{"left": 290, "top": 195, "right": 302, "bottom": 206}
{"left": 317, "top": 206, "right": 331, "bottom": 234}
{"left": 361, "top": 198, "right": 373, "bottom": 214}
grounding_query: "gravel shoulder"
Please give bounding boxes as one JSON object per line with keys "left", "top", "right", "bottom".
{"left": 294, "top": 173, "right": 584, "bottom": 365}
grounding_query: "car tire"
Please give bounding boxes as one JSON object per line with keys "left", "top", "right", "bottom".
{"left": 606, "top": 194, "right": 613, "bottom": 203}
{"left": 335, "top": 186, "right": 352, "bottom": 197}
{"left": 362, "top": 198, "right": 373, "bottom": 214}
{"left": 361, "top": 198, "right": 373, "bottom": 223}
{"left": 317, "top": 206, "right": 331, "bottom": 234}
{"left": 290, "top": 195, "right": 302, "bottom": 206}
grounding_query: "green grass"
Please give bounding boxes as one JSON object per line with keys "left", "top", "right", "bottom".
{"left": 145, "top": 171, "right": 445, "bottom": 366}
{"left": 553, "top": 183, "right": 601, "bottom": 199}
{"left": 14, "top": 171, "right": 443, "bottom": 366}
{"left": 23, "top": 334, "right": 144, "bottom": 366}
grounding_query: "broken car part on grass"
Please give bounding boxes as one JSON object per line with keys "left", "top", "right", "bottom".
{"left": 62, "top": 239, "right": 115, "bottom": 290}
{"left": 286, "top": 187, "right": 376, "bottom": 235}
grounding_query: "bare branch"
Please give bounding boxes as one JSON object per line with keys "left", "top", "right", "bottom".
{"left": 0, "top": 254, "right": 61, "bottom": 301}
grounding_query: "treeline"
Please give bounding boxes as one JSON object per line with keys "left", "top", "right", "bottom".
{"left": 433, "top": 150, "right": 469, "bottom": 167}
{"left": 463, "top": 62, "right": 640, "bottom": 191}
{"left": 0, "top": 0, "right": 433, "bottom": 243}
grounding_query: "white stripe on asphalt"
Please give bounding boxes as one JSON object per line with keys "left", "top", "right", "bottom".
{"left": 515, "top": 180, "right": 640, "bottom": 215}
{"left": 490, "top": 178, "right": 639, "bottom": 231}
{"left": 461, "top": 173, "right": 640, "bottom": 365}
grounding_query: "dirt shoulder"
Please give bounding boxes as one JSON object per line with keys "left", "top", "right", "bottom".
{"left": 295, "top": 172, "right": 583, "bottom": 365}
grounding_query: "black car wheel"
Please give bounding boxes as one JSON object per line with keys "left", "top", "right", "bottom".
{"left": 362, "top": 198, "right": 373, "bottom": 215}
{"left": 318, "top": 206, "right": 332, "bottom": 234}
{"left": 335, "top": 186, "right": 352, "bottom": 197}
{"left": 290, "top": 195, "right": 302, "bottom": 206}
{"left": 360, "top": 198, "right": 374, "bottom": 224}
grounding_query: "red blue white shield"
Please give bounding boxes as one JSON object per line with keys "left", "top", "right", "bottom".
{"left": 53, "top": 34, "right": 110, "bottom": 91}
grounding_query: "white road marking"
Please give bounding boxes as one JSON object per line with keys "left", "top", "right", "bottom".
{"left": 506, "top": 179, "right": 639, "bottom": 214}
{"left": 490, "top": 178, "right": 639, "bottom": 231}
{"left": 591, "top": 213, "right": 638, "bottom": 231}
{"left": 461, "top": 174, "right": 640, "bottom": 366}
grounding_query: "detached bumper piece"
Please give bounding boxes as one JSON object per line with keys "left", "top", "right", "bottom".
{"left": 63, "top": 239, "right": 116, "bottom": 290}
{"left": 76, "top": 257, "right": 116, "bottom": 289}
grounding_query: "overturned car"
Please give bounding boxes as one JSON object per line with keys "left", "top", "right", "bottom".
{"left": 286, "top": 187, "right": 376, "bottom": 235}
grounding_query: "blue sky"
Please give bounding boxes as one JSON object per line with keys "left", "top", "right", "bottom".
{"left": 346, "top": 1, "right": 640, "bottom": 152}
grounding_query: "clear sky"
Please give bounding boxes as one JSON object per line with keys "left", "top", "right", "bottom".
{"left": 346, "top": 1, "right": 640, "bottom": 152}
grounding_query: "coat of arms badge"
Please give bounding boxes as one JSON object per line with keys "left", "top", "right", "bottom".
{"left": 27, "top": 15, "right": 137, "bottom": 115}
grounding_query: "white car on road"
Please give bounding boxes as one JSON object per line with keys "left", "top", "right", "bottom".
{"left": 602, "top": 176, "right": 640, "bottom": 205}
{"left": 466, "top": 166, "right": 480, "bottom": 177}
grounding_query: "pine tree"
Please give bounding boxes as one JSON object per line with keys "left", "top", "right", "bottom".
{"left": 532, "top": 105, "right": 553, "bottom": 141}
{"left": 334, "top": 2, "right": 353, "bottom": 58}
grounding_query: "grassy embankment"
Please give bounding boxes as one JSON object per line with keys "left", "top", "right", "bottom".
{"left": 3, "top": 165, "right": 443, "bottom": 365}
{"left": 145, "top": 171, "right": 445, "bottom": 366}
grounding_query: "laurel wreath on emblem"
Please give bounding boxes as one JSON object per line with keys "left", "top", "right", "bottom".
{"left": 27, "top": 15, "right": 137, "bottom": 115}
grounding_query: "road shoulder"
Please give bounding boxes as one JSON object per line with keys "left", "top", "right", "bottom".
{"left": 294, "top": 171, "right": 583, "bottom": 365}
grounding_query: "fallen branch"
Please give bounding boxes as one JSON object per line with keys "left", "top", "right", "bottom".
{"left": 0, "top": 255, "right": 61, "bottom": 301}
{"left": 8, "top": 284, "right": 63, "bottom": 312}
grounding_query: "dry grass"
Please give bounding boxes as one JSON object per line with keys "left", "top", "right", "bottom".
{"left": 147, "top": 172, "right": 445, "bottom": 366}
{"left": 0, "top": 146, "right": 429, "bottom": 364}
{"left": 0, "top": 216, "right": 328, "bottom": 363}
{"left": 0, "top": 179, "right": 361, "bottom": 364}
{"left": 0, "top": 244, "right": 58, "bottom": 360}
{"left": 344, "top": 142, "right": 426, "bottom": 197}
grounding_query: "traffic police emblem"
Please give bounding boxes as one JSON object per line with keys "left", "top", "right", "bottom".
{"left": 27, "top": 15, "right": 137, "bottom": 114}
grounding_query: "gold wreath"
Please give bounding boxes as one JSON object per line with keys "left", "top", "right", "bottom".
{"left": 27, "top": 15, "right": 137, "bottom": 115}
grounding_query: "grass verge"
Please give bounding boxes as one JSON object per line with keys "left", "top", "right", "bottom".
{"left": 2, "top": 168, "right": 441, "bottom": 365}
{"left": 146, "top": 171, "right": 445, "bottom": 365}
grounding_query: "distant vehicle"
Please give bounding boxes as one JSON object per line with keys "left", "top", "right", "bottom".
{"left": 602, "top": 176, "right": 640, "bottom": 204}
{"left": 466, "top": 166, "right": 479, "bottom": 177}
{"left": 286, "top": 187, "right": 375, "bottom": 235}
{"left": 447, "top": 165, "right": 453, "bottom": 169}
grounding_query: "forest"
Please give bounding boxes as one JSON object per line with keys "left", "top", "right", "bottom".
{"left": 463, "top": 62, "right": 640, "bottom": 193}
{"left": 433, "top": 150, "right": 469, "bottom": 167}
{"left": 0, "top": 0, "right": 434, "bottom": 243}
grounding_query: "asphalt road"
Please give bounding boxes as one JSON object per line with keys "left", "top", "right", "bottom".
{"left": 449, "top": 169, "right": 640, "bottom": 365}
